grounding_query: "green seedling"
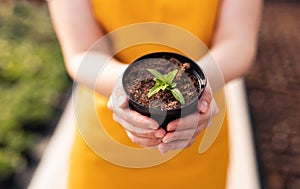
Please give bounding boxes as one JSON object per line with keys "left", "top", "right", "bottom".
{"left": 147, "top": 69, "right": 185, "bottom": 104}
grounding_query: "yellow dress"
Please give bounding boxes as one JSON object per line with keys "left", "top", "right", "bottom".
{"left": 68, "top": 1, "right": 230, "bottom": 188}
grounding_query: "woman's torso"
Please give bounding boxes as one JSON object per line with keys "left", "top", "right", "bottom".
{"left": 68, "top": 1, "right": 229, "bottom": 188}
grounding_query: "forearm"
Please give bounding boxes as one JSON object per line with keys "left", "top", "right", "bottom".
{"left": 199, "top": 0, "right": 263, "bottom": 91}
{"left": 200, "top": 37, "right": 257, "bottom": 91}
{"left": 211, "top": 39, "right": 257, "bottom": 83}
{"left": 68, "top": 52, "right": 127, "bottom": 97}
{"left": 48, "top": 0, "right": 126, "bottom": 97}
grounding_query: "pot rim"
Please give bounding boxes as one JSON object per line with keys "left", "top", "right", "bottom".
{"left": 122, "top": 52, "right": 207, "bottom": 112}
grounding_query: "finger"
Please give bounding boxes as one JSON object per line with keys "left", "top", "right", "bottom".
{"left": 163, "top": 121, "right": 208, "bottom": 143}
{"left": 129, "top": 127, "right": 166, "bottom": 139}
{"left": 126, "top": 131, "right": 162, "bottom": 147}
{"left": 113, "top": 107, "right": 159, "bottom": 131}
{"left": 198, "top": 83, "right": 213, "bottom": 113}
{"left": 158, "top": 139, "right": 194, "bottom": 153}
{"left": 162, "top": 129, "right": 195, "bottom": 143}
{"left": 166, "top": 112, "right": 200, "bottom": 131}
{"left": 116, "top": 90, "right": 128, "bottom": 109}
{"left": 109, "top": 75, "right": 128, "bottom": 109}
{"left": 112, "top": 113, "right": 154, "bottom": 133}
{"left": 118, "top": 95, "right": 128, "bottom": 109}
{"left": 110, "top": 78, "right": 159, "bottom": 130}
{"left": 111, "top": 82, "right": 128, "bottom": 109}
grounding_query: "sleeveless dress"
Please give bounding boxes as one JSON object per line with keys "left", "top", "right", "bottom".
{"left": 68, "top": 1, "right": 230, "bottom": 188}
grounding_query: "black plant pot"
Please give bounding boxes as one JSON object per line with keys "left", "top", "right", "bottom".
{"left": 122, "top": 52, "right": 207, "bottom": 130}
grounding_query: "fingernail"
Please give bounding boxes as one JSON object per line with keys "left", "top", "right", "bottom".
{"left": 155, "top": 133, "right": 164, "bottom": 138}
{"left": 200, "top": 100, "right": 209, "bottom": 113}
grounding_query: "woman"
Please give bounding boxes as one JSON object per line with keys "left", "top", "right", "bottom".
{"left": 48, "top": 0, "right": 262, "bottom": 188}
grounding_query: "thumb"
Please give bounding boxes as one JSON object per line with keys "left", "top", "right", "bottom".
{"left": 117, "top": 93, "right": 128, "bottom": 108}
{"left": 198, "top": 84, "right": 213, "bottom": 113}
{"left": 113, "top": 83, "right": 128, "bottom": 108}
{"left": 107, "top": 89, "right": 128, "bottom": 110}
{"left": 110, "top": 75, "right": 128, "bottom": 109}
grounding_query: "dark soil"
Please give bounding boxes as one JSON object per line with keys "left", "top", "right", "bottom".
{"left": 123, "top": 57, "right": 200, "bottom": 111}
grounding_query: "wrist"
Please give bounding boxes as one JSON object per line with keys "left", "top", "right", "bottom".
{"left": 196, "top": 54, "right": 224, "bottom": 92}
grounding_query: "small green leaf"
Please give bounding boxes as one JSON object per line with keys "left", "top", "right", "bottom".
{"left": 171, "top": 88, "right": 185, "bottom": 104}
{"left": 170, "top": 83, "right": 177, "bottom": 88}
{"left": 148, "top": 85, "right": 163, "bottom": 98}
{"left": 147, "top": 68, "right": 184, "bottom": 103}
{"left": 154, "top": 78, "right": 164, "bottom": 85}
{"left": 165, "top": 69, "right": 178, "bottom": 84}
{"left": 147, "top": 69, "right": 165, "bottom": 81}
{"left": 154, "top": 81, "right": 161, "bottom": 87}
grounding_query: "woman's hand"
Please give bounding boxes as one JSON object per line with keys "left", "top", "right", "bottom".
{"left": 108, "top": 76, "right": 166, "bottom": 147}
{"left": 108, "top": 76, "right": 218, "bottom": 153}
{"left": 158, "top": 84, "right": 219, "bottom": 154}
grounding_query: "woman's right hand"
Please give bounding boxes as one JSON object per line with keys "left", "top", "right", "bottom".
{"left": 107, "top": 76, "right": 167, "bottom": 148}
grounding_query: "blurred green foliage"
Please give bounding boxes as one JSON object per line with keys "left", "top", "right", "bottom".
{"left": 0, "top": 1, "right": 70, "bottom": 180}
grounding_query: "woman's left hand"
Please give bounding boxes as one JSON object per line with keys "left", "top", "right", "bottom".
{"left": 157, "top": 83, "right": 219, "bottom": 154}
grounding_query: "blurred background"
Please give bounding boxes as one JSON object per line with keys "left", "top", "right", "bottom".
{"left": 0, "top": 0, "right": 299, "bottom": 189}
{"left": 0, "top": 0, "right": 71, "bottom": 188}
{"left": 245, "top": 0, "right": 300, "bottom": 188}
